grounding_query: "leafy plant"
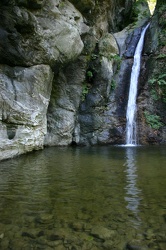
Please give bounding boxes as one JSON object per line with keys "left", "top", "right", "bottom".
{"left": 144, "top": 111, "right": 164, "bottom": 129}
{"left": 149, "top": 75, "right": 166, "bottom": 86}
{"left": 109, "top": 54, "right": 121, "bottom": 63}
{"left": 59, "top": 1, "right": 65, "bottom": 8}
{"left": 108, "top": 54, "right": 122, "bottom": 72}
{"left": 110, "top": 79, "right": 116, "bottom": 90}
{"left": 81, "top": 83, "right": 91, "bottom": 101}
{"left": 150, "top": 89, "right": 159, "bottom": 101}
{"left": 86, "top": 70, "right": 93, "bottom": 78}
{"left": 91, "top": 54, "right": 98, "bottom": 60}
{"left": 87, "top": 235, "right": 94, "bottom": 241}
{"left": 156, "top": 53, "right": 166, "bottom": 59}
{"left": 148, "top": 73, "right": 166, "bottom": 103}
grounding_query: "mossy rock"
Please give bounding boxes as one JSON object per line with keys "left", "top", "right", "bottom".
{"left": 99, "top": 33, "right": 119, "bottom": 58}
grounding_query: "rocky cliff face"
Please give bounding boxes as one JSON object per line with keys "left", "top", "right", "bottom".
{"left": 0, "top": 0, "right": 165, "bottom": 160}
{"left": 0, "top": 0, "right": 85, "bottom": 160}
{"left": 0, "top": 64, "right": 53, "bottom": 160}
{"left": 137, "top": 2, "right": 166, "bottom": 144}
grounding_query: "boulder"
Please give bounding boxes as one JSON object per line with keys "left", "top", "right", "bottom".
{"left": 0, "top": 0, "right": 84, "bottom": 66}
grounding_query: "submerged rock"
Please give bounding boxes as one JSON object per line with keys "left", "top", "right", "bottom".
{"left": 125, "top": 240, "right": 148, "bottom": 250}
{"left": 90, "top": 225, "right": 116, "bottom": 241}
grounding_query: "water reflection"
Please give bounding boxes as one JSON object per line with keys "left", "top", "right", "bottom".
{"left": 124, "top": 147, "right": 142, "bottom": 226}
{"left": 0, "top": 146, "right": 166, "bottom": 249}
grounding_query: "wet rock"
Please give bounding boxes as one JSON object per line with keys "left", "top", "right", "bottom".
{"left": 35, "top": 236, "right": 50, "bottom": 246}
{"left": 36, "top": 231, "right": 45, "bottom": 237}
{"left": 144, "top": 228, "right": 155, "bottom": 240}
{"left": 77, "top": 212, "right": 92, "bottom": 221}
{"left": 70, "top": 222, "right": 85, "bottom": 232}
{"left": 0, "top": 238, "right": 9, "bottom": 249}
{"left": 124, "top": 27, "right": 142, "bottom": 58}
{"left": 8, "top": 238, "right": 32, "bottom": 250}
{"left": 82, "top": 244, "right": 100, "bottom": 250}
{"left": 47, "top": 240, "right": 64, "bottom": 248}
{"left": 158, "top": 242, "right": 166, "bottom": 249}
{"left": 35, "top": 214, "right": 54, "bottom": 224}
{"left": 163, "top": 214, "right": 166, "bottom": 222}
{"left": 22, "top": 231, "right": 36, "bottom": 239}
{"left": 0, "top": 233, "right": 4, "bottom": 239}
{"left": 90, "top": 226, "right": 116, "bottom": 241}
{"left": 103, "top": 239, "right": 114, "bottom": 249}
{"left": 47, "top": 233, "right": 63, "bottom": 241}
{"left": 126, "top": 239, "right": 148, "bottom": 250}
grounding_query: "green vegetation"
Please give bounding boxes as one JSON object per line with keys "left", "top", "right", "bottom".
{"left": 150, "top": 89, "right": 159, "bottom": 101}
{"left": 144, "top": 111, "right": 164, "bottom": 129}
{"left": 81, "top": 83, "right": 91, "bottom": 101}
{"left": 87, "top": 235, "right": 94, "bottom": 241}
{"left": 59, "top": 1, "right": 66, "bottom": 8}
{"left": 110, "top": 79, "right": 117, "bottom": 91}
{"left": 157, "top": 5, "right": 166, "bottom": 49}
{"left": 148, "top": 73, "right": 166, "bottom": 103}
{"left": 108, "top": 54, "right": 121, "bottom": 63}
{"left": 86, "top": 70, "right": 93, "bottom": 79}
{"left": 156, "top": 53, "right": 166, "bottom": 59}
{"left": 156, "top": 0, "right": 166, "bottom": 8}
{"left": 149, "top": 73, "right": 166, "bottom": 85}
{"left": 108, "top": 54, "right": 122, "bottom": 72}
{"left": 149, "top": 3, "right": 166, "bottom": 104}
{"left": 91, "top": 54, "right": 98, "bottom": 60}
{"left": 131, "top": 0, "right": 151, "bottom": 22}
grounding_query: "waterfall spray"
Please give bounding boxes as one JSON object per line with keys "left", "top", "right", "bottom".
{"left": 126, "top": 23, "right": 150, "bottom": 146}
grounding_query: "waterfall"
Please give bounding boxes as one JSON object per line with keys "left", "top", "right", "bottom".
{"left": 126, "top": 23, "right": 150, "bottom": 146}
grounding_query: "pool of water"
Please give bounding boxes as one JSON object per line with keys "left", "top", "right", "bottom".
{"left": 0, "top": 145, "right": 166, "bottom": 249}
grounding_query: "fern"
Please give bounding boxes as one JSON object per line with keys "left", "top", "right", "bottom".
{"left": 144, "top": 111, "right": 164, "bottom": 129}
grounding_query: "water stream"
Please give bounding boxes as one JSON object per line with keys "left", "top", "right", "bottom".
{"left": 126, "top": 23, "right": 150, "bottom": 146}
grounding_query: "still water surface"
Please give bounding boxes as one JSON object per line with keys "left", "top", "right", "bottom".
{"left": 0, "top": 146, "right": 166, "bottom": 249}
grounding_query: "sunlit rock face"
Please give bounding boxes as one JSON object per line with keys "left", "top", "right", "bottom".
{"left": 0, "top": 0, "right": 85, "bottom": 159}
{"left": 0, "top": 0, "right": 84, "bottom": 66}
{"left": 0, "top": 65, "right": 53, "bottom": 161}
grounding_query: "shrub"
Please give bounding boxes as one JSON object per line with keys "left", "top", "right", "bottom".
{"left": 144, "top": 111, "right": 164, "bottom": 129}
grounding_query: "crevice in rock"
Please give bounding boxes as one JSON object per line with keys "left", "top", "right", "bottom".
{"left": 6, "top": 124, "right": 17, "bottom": 140}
